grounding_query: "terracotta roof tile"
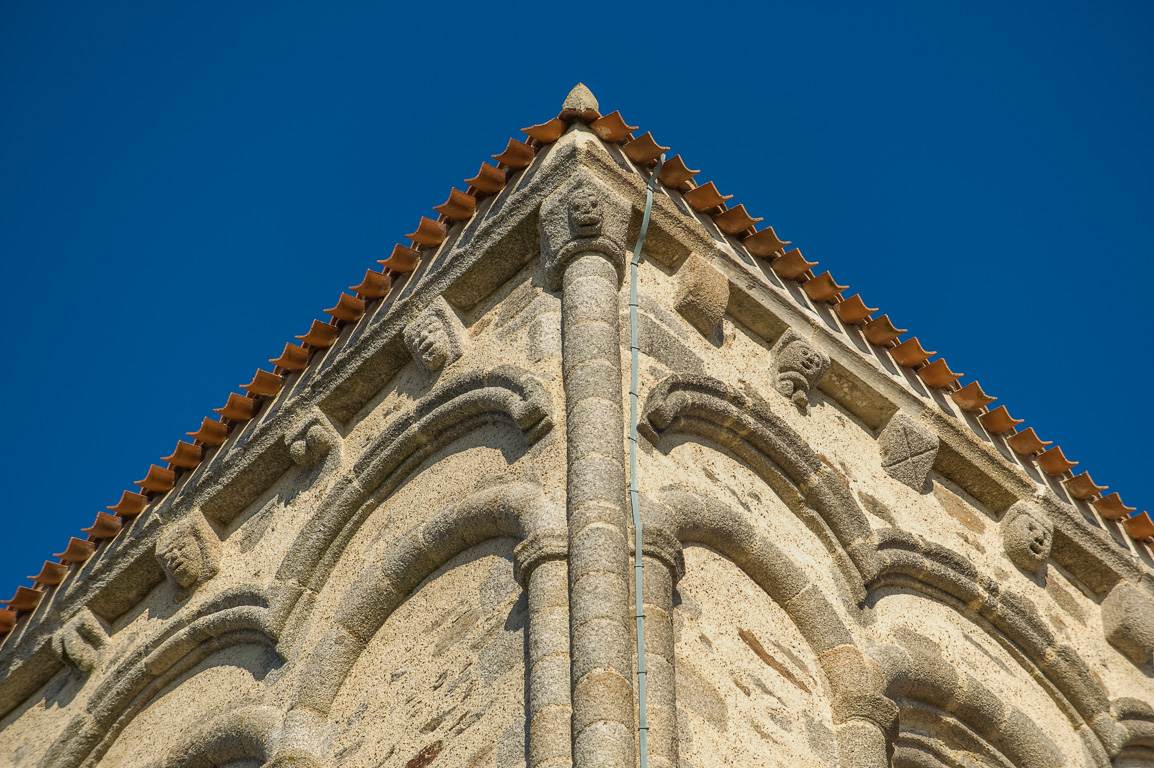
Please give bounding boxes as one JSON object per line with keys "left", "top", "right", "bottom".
{"left": 1038, "top": 446, "right": 1078, "bottom": 475}
{"left": 950, "top": 381, "right": 996, "bottom": 412}
{"left": 657, "top": 155, "right": 698, "bottom": 188}
{"left": 240, "top": 369, "right": 284, "bottom": 398}
{"left": 891, "top": 337, "right": 935, "bottom": 367}
{"left": 918, "top": 358, "right": 963, "bottom": 388}
{"left": 432, "top": 189, "right": 476, "bottom": 222}
{"left": 590, "top": 111, "right": 637, "bottom": 142}
{"left": 622, "top": 132, "right": 669, "bottom": 165}
{"left": 1125, "top": 511, "right": 1154, "bottom": 542}
{"left": 521, "top": 117, "right": 567, "bottom": 144}
{"left": 978, "top": 405, "right": 1024, "bottom": 435}
{"left": 770, "top": 248, "right": 817, "bottom": 280}
{"left": 29, "top": 561, "right": 68, "bottom": 587}
{"left": 836, "top": 294, "right": 877, "bottom": 325}
{"left": 270, "top": 342, "right": 310, "bottom": 372}
{"left": 1006, "top": 427, "right": 1050, "bottom": 455}
{"left": 108, "top": 489, "right": 149, "bottom": 516}
{"left": 161, "top": 440, "right": 204, "bottom": 469}
{"left": 492, "top": 138, "right": 535, "bottom": 169}
{"left": 134, "top": 464, "right": 176, "bottom": 493}
{"left": 405, "top": 217, "right": 447, "bottom": 247}
{"left": 1094, "top": 492, "right": 1136, "bottom": 521}
{"left": 684, "top": 181, "right": 731, "bottom": 212}
{"left": 295, "top": 320, "right": 341, "bottom": 349}
{"left": 54, "top": 538, "right": 96, "bottom": 564}
{"left": 324, "top": 293, "right": 366, "bottom": 324}
{"left": 744, "top": 227, "right": 790, "bottom": 258}
{"left": 81, "top": 512, "right": 123, "bottom": 540}
{"left": 464, "top": 162, "right": 506, "bottom": 195}
{"left": 802, "top": 271, "right": 848, "bottom": 303}
{"left": 1, "top": 587, "right": 42, "bottom": 612}
{"left": 862, "top": 315, "right": 906, "bottom": 346}
{"left": 379, "top": 244, "right": 421, "bottom": 273}
{"left": 1065, "top": 472, "right": 1107, "bottom": 500}
{"left": 0, "top": 609, "right": 15, "bottom": 634}
{"left": 349, "top": 268, "right": 392, "bottom": 299}
{"left": 714, "top": 204, "right": 762, "bottom": 235}
{"left": 187, "top": 417, "right": 230, "bottom": 446}
{"left": 214, "top": 393, "right": 258, "bottom": 422}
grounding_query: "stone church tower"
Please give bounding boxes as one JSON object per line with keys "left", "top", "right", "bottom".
{"left": 2, "top": 85, "right": 1153, "bottom": 768}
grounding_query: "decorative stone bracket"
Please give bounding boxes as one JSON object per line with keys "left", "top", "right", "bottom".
{"left": 51, "top": 607, "right": 107, "bottom": 676}
{"left": 770, "top": 329, "right": 830, "bottom": 410}
{"left": 285, "top": 406, "right": 343, "bottom": 479}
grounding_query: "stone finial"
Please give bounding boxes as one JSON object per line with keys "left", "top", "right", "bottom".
{"left": 156, "top": 512, "right": 221, "bottom": 600}
{"left": 1001, "top": 501, "right": 1053, "bottom": 573}
{"left": 878, "top": 412, "right": 939, "bottom": 492}
{"left": 52, "top": 607, "right": 106, "bottom": 676}
{"left": 673, "top": 253, "right": 729, "bottom": 336}
{"left": 540, "top": 169, "right": 629, "bottom": 290}
{"left": 403, "top": 297, "right": 464, "bottom": 373}
{"left": 770, "top": 329, "right": 830, "bottom": 410}
{"left": 1101, "top": 583, "right": 1154, "bottom": 666}
{"left": 563, "top": 83, "right": 598, "bottom": 113}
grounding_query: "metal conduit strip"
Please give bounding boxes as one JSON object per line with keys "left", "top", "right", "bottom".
{"left": 629, "top": 152, "right": 665, "bottom": 768}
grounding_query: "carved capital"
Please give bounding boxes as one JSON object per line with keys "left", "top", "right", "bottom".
{"left": 540, "top": 169, "right": 630, "bottom": 290}
{"left": 513, "top": 531, "right": 567, "bottom": 587}
{"left": 770, "top": 329, "right": 830, "bottom": 410}
{"left": 402, "top": 296, "right": 464, "bottom": 374}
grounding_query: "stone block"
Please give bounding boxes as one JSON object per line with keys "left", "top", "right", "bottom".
{"left": 673, "top": 253, "right": 729, "bottom": 336}
{"left": 1102, "top": 582, "right": 1154, "bottom": 666}
{"left": 877, "top": 412, "right": 938, "bottom": 492}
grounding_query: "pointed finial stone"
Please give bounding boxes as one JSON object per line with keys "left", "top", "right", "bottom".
{"left": 563, "top": 83, "right": 598, "bottom": 113}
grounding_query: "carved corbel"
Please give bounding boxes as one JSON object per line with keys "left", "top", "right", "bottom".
{"left": 539, "top": 168, "right": 630, "bottom": 290}
{"left": 285, "top": 406, "right": 343, "bottom": 479}
{"left": 155, "top": 511, "right": 221, "bottom": 601}
{"left": 877, "top": 412, "right": 939, "bottom": 492}
{"left": 770, "top": 329, "right": 830, "bottom": 410}
{"left": 52, "top": 607, "right": 107, "bottom": 676}
{"left": 402, "top": 296, "right": 465, "bottom": 374}
{"left": 1001, "top": 500, "right": 1054, "bottom": 573}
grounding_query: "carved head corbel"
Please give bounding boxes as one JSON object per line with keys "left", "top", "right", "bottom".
{"left": 771, "top": 329, "right": 830, "bottom": 410}
{"left": 540, "top": 169, "right": 630, "bottom": 290}
{"left": 1001, "top": 501, "right": 1053, "bottom": 573}
{"left": 156, "top": 511, "right": 221, "bottom": 600}
{"left": 402, "top": 296, "right": 464, "bottom": 374}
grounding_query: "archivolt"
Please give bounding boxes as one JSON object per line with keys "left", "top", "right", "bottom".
{"left": 270, "top": 365, "right": 553, "bottom": 635}
{"left": 871, "top": 529, "right": 1121, "bottom": 758}
{"left": 653, "top": 490, "right": 896, "bottom": 767}
{"left": 275, "top": 479, "right": 567, "bottom": 768}
{"left": 639, "top": 374, "right": 1122, "bottom": 761}
{"left": 871, "top": 637, "right": 1065, "bottom": 768}
{"left": 40, "top": 587, "right": 278, "bottom": 768}
{"left": 143, "top": 705, "right": 282, "bottom": 768}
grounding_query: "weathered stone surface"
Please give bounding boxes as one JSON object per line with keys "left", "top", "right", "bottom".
{"left": 877, "top": 412, "right": 939, "bottom": 491}
{"left": 673, "top": 253, "right": 729, "bottom": 336}
{"left": 1102, "top": 582, "right": 1154, "bottom": 666}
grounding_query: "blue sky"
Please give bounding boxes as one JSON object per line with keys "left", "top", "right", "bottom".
{"left": 1, "top": 3, "right": 1151, "bottom": 596}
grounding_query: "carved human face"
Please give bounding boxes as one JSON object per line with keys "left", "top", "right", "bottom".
{"left": 411, "top": 314, "right": 449, "bottom": 370}
{"left": 569, "top": 189, "right": 602, "bottom": 238}
{"left": 158, "top": 533, "right": 202, "bottom": 588}
{"left": 1003, "top": 505, "right": 1053, "bottom": 572}
{"left": 780, "top": 341, "right": 824, "bottom": 379}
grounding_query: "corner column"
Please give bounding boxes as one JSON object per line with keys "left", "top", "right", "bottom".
{"left": 542, "top": 169, "right": 635, "bottom": 768}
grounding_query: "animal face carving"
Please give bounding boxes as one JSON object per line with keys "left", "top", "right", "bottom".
{"left": 771, "top": 330, "right": 830, "bottom": 410}
{"left": 156, "top": 514, "right": 220, "bottom": 598}
{"left": 1002, "top": 501, "right": 1053, "bottom": 572}
{"left": 403, "top": 298, "right": 463, "bottom": 374}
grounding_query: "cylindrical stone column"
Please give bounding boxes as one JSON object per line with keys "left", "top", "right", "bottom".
{"left": 562, "top": 252, "right": 635, "bottom": 768}
{"left": 640, "top": 553, "right": 677, "bottom": 768}
{"left": 541, "top": 167, "right": 636, "bottom": 768}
